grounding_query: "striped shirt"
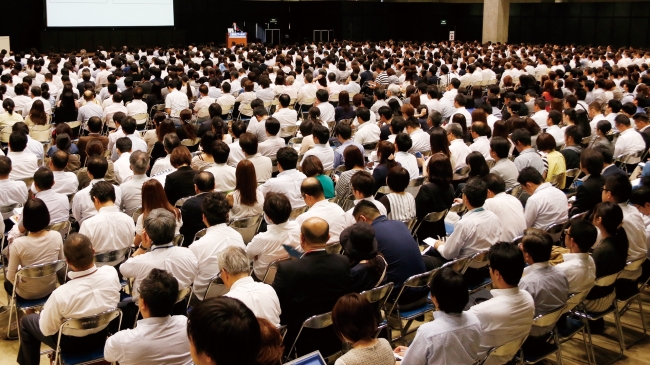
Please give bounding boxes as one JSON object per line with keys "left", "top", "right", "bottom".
{"left": 375, "top": 72, "right": 389, "bottom": 85}
{"left": 383, "top": 193, "right": 416, "bottom": 222}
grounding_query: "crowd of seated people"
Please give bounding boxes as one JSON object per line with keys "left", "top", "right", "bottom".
{"left": 1, "top": 39, "right": 650, "bottom": 365}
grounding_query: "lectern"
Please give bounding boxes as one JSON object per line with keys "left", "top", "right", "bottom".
{"left": 227, "top": 31, "right": 247, "bottom": 47}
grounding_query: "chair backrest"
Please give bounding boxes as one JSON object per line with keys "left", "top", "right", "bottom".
{"left": 172, "top": 234, "right": 184, "bottom": 247}
{"left": 482, "top": 335, "right": 528, "bottom": 365}
{"left": 402, "top": 217, "right": 418, "bottom": 233}
{"left": 279, "top": 125, "right": 298, "bottom": 138}
{"left": 131, "top": 207, "right": 142, "bottom": 224}
{"left": 544, "top": 221, "right": 567, "bottom": 244}
{"left": 375, "top": 185, "right": 391, "bottom": 196}
{"left": 193, "top": 228, "right": 207, "bottom": 242}
{"left": 450, "top": 202, "right": 467, "bottom": 214}
{"left": 570, "top": 211, "right": 588, "bottom": 220}
{"left": 531, "top": 304, "right": 567, "bottom": 329}
{"left": 196, "top": 108, "right": 210, "bottom": 119}
{"left": 16, "top": 260, "right": 67, "bottom": 280}
{"left": 288, "top": 137, "right": 303, "bottom": 146}
{"left": 360, "top": 282, "right": 394, "bottom": 307}
{"left": 424, "top": 209, "right": 448, "bottom": 223}
{"left": 174, "top": 196, "right": 191, "bottom": 208}
{"left": 593, "top": 271, "right": 622, "bottom": 287}
{"left": 623, "top": 257, "right": 645, "bottom": 273}
{"left": 0, "top": 126, "right": 11, "bottom": 143}
{"left": 204, "top": 273, "right": 230, "bottom": 300}
{"left": 512, "top": 235, "right": 523, "bottom": 245}
{"left": 94, "top": 247, "right": 131, "bottom": 266}
{"left": 177, "top": 286, "right": 192, "bottom": 303}
{"left": 287, "top": 312, "right": 335, "bottom": 360}
{"left": 181, "top": 137, "right": 201, "bottom": 147}
{"left": 442, "top": 255, "right": 472, "bottom": 274}
{"left": 325, "top": 242, "right": 342, "bottom": 254}
{"left": 455, "top": 165, "right": 470, "bottom": 177}
{"left": 466, "top": 250, "right": 490, "bottom": 270}
{"left": 47, "top": 221, "right": 71, "bottom": 242}
{"left": 263, "top": 256, "right": 291, "bottom": 284}
{"left": 564, "top": 290, "right": 590, "bottom": 313}
{"left": 405, "top": 176, "right": 426, "bottom": 196}
{"left": 565, "top": 168, "right": 581, "bottom": 178}
{"left": 59, "top": 308, "right": 122, "bottom": 334}
{"left": 229, "top": 215, "right": 263, "bottom": 245}
{"left": 0, "top": 202, "right": 19, "bottom": 214}
{"left": 289, "top": 205, "right": 308, "bottom": 220}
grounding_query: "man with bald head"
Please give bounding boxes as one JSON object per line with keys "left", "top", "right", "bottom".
{"left": 77, "top": 90, "right": 103, "bottom": 124}
{"left": 293, "top": 177, "right": 348, "bottom": 243}
{"left": 272, "top": 216, "right": 352, "bottom": 357}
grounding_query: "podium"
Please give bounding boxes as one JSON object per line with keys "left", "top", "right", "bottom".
{"left": 227, "top": 32, "right": 247, "bottom": 47}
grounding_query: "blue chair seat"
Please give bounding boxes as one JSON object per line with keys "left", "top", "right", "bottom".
{"left": 557, "top": 316, "right": 585, "bottom": 340}
{"left": 377, "top": 319, "right": 387, "bottom": 329}
{"left": 523, "top": 342, "right": 559, "bottom": 363}
{"left": 60, "top": 346, "right": 105, "bottom": 365}
{"left": 119, "top": 279, "right": 128, "bottom": 287}
{"left": 16, "top": 295, "right": 49, "bottom": 309}
{"left": 468, "top": 277, "right": 492, "bottom": 292}
{"left": 396, "top": 302, "right": 435, "bottom": 320}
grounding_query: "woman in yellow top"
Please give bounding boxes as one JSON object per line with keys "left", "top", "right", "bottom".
{"left": 536, "top": 132, "right": 567, "bottom": 189}
{"left": 0, "top": 99, "right": 24, "bottom": 128}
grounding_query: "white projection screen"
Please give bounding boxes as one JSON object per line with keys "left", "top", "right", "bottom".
{"left": 46, "top": 0, "right": 175, "bottom": 27}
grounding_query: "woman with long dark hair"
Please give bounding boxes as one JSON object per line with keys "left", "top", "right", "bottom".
{"left": 26, "top": 99, "right": 47, "bottom": 126}
{"left": 227, "top": 159, "right": 264, "bottom": 220}
{"left": 415, "top": 153, "right": 455, "bottom": 242}
{"left": 134, "top": 179, "right": 183, "bottom": 246}
{"left": 335, "top": 91, "right": 356, "bottom": 122}
{"left": 341, "top": 223, "right": 387, "bottom": 292}
{"left": 54, "top": 91, "right": 78, "bottom": 124}
{"left": 372, "top": 141, "right": 400, "bottom": 192}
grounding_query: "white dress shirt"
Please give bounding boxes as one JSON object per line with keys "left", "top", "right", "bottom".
{"left": 401, "top": 311, "right": 482, "bottom": 365}
{"left": 272, "top": 108, "right": 298, "bottom": 129}
{"left": 111, "top": 134, "right": 147, "bottom": 161}
{"left": 531, "top": 110, "right": 549, "bottom": 130}
{"left": 107, "top": 127, "right": 126, "bottom": 156}
{"left": 469, "top": 136, "right": 493, "bottom": 161}
{"left": 449, "top": 139, "right": 471, "bottom": 169}
{"left": 0, "top": 178, "right": 28, "bottom": 219}
{"left": 614, "top": 128, "right": 646, "bottom": 163}
{"left": 189, "top": 224, "right": 245, "bottom": 300}
{"left": 25, "top": 136, "right": 44, "bottom": 162}
{"left": 225, "top": 276, "right": 282, "bottom": 327}
{"left": 524, "top": 182, "right": 568, "bottom": 229}
{"left": 408, "top": 129, "right": 431, "bottom": 154}
{"left": 119, "top": 174, "right": 150, "bottom": 217}
{"left": 438, "top": 208, "right": 501, "bottom": 260}
{"left": 72, "top": 179, "right": 123, "bottom": 224}
{"left": 519, "top": 261, "right": 569, "bottom": 336}
{"left": 203, "top": 163, "right": 237, "bottom": 192}
{"left": 77, "top": 102, "right": 104, "bottom": 123}
{"left": 103, "top": 102, "right": 128, "bottom": 124}
{"left": 258, "top": 136, "right": 286, "bottom": 158}
{"left": 353, "top": 122, "right": 381, "bottom": 146}
{"left": 556, "top": 253, "right": 596, "bottom": 294}
{"left": 317, "top": 102, "right": 335, "bottom": 123}
{"left": 258, "top": 169, "right": 307, "bottom": 209}
{"left": 165, "top": 89, "right": 190, "bottom": 118}
{"left": 7, "top": 151, "right": 38, "bottom": 181}
{"left": 126, "top": 99, "right": 148, "bottom": 116}
{"left": 151, "top": 155, "right": 174, "bottom": 176}
{"left": 297, "top": 83, "right": 317, "bottom": 104}
{"left": 343, "top": 197, "right": 387, "bottom": 227}
{"left": 34, "top": 189, "right": 70, "bottom": 224}
{"left": 120, "top": 243, "right": 198, "bottom": 302}
{"left": 545, "top": 125, "right": 565, "bottom": 146}
{"left": 246, "top": 153, "right": 273, "bottom": 183}
{"left": 79, "top": 205, "right": 136, "bottom": 253}
{"left": 483, "top": 192, "right": 526, "bottom": 242}
{"left": 294, "top": 199, "right": 347, "bottom": 243}
{"left": 39, "top": 265, "right": 121, "bottom": 337}
{"left": 247, "top": 116, "right": 268, "bottom": 143}
{"left": 395, "top": 151, "right": 419, "bottom": 180}
{"left": 468, "top": 287, "right": 535, "bottom": 365}
{"left": 619, "top": 202, "right": 648, "bottom": 279}
{"left": 193, "top": 96, "right": 215, "bottom": 113}
{"left": 113, "top": 152, "right": 133, "bottom": 184}
{"left": 247, "top": 220, "right": 301, "bottom": 279}
{"left": 303, "top": 144, "right": 335, "bottom": 170}
{"left": 104, "top": 315, "right": 192, "bottom": 365}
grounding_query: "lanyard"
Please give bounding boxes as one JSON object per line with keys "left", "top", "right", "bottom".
{"left": 152, "top": 244, "right": 173, "bottom": 251}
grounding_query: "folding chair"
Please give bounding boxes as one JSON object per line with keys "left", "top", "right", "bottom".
{"left": 263, "top": 256, "right": 291, "bottom": 284}
{"left": 132, "top": 113, "right": 149, "bottom": 130}
{"left": 174, "top": 196, "right": 191, "bottom": 209}
{"left": 289, "top": 205, "right": 308, "bottom": 220}
{"left": 479, "top": 335, "right": 528, "bottom": 365}
{"left": 454, "top": 165, "right": 470, "bottom": 179}
{"left": 411, "top": 209, "right": 448, "bottom": 240}
{"left": 279, "top": 125, "right": 299, "bottom": 139}
{"left": 615, "top": 257, "right": 647, "bottom": 348}
{"left": 172, "top": 234, "right": 185, "bottom": 247}
{"left": 573, "top": 271, "right": 625, "bottom": 365}
{"left": 402, "top": 217, "right": 418, "bottom": 233}
{"left": 48, "top": 221, "right": 71, "bottom": 242}
{"left": 288, "top": 137, "right": 303, "bottom": 148}
{"left": 339, "top": 197, "right": 355, "bottom": 212}
{"left": 220, "top": 104, "right": 234, "bottom": 121}
{"left": 7, "top": 260, "right": 67, "bottom": 339}
{"left": 362, "top": 142, "right": 378, "bottom": 158}
{"left": 384, "top": 269, "right": 436, "bottom": 343}
{"left": 441, "top": 255, "right": 472, "bottom": 275}
{"left": 285, "top": 312, "right": 341, "bottom": 363}
{"left": 450, "top": 202, "right": 468, "bottom": 215}
{"left": 466, "top": 250, "right": 492, "bottom": 294}
{"left": 131, "top": 207, "right": 142, "bottom": 224}
{"left": 229, "top": 214, "right": 263, "bottom": 245}
{"left": 204, "top": 273, "right": 230, "bottom": 300}
{"left": 325, "top": 241, "right": 342, "bottom": 254}
{"left": 94, "top": 247, "right": 131, "bottom": 290}
{"left": 519, "top": 304, "right": 567, "bottom": 364}
{"left": 374, "top": 185, "right": 391, "bottom": 197}
{"left": 193, "top": 228, "right": 207, "bottom": 242}
{"left": 405, "top": 176, "right": 425, "bottom": 197}
{"left": 545, "top": 221, "right": 567, "bottom": 245}
{"left": 360, "top": 282, "right": 394, "bottom": 337}
{"left": 29, "top": 125, "right": 52, "bottom": 143}
{"left": 53, "top": 308, "right": 123, "bottom": 365}
{"left": 557, "top": 290, "right": 593, "bottom": 365}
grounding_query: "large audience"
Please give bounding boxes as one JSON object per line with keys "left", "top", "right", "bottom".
{"left": 1, "top": 39, "right": 650, "bottom": 365}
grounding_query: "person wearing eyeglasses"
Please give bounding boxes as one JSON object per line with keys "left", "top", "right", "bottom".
{"left": 556, "top": 219, "right": 597, "bottom": 294}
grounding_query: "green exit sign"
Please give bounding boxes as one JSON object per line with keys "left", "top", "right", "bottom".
{"left": 270, "top": 18, "right": 278, "bottom": 23}
{"left": 441, "top": 20, "right": 447, "bottom": 26}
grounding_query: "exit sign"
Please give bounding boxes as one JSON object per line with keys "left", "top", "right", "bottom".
{"left": 270, "top": 18, "right": 278, "bottom": 23}
{"left": 440, "top": 20, "right": 447, "bottom": 26}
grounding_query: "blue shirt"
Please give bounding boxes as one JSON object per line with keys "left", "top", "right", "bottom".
{"left": 333, "top": 140, "right": 364, "bottom": 168}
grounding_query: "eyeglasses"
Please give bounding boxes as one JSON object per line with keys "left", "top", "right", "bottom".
{"left": 564, "top": 228, "right": 571, "bottom": 237}
{"left": 601, "top": 187, "right": 608, "bottom": 192}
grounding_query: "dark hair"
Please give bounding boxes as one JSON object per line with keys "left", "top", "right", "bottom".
{"left": 566, "top": 219, "right": 598, "bottom": 253}
{"left": 430, "top": 267, "right": 469, "bottom": 313}
{"left": 34, "top": 167, "right": 54, "bottom": 190}
{"left": 343, "top": 146, "right": 364, "bottom": 171}
{"left": 484, "top": 173, "right": 506, "bottom": 195}
{"left": 488, "top": 242, "right": 525, "bottom": 286}
{"left": 535, "top": 133, "right": 556, "bottom": 152}
{"left": 255, "top": 318, "right": 284, "bottom": 365}
{"left": 187, "top": 297, "right": 261, "bottom": 365}
{"left": 511, "top": 128, "right": 531, "bottom": 146}
{"left": 427, "top": 153, "right": 453, "bottom": 186}
{"left": 350, "top": 171, "right": 375, "bottom": 197}
{"left": 332, "top": 293, "right": 377, "bottom": 343}
{"left": 116, "top": 136, "right": 132, "bottom": 154}
{"left": 335, "top": 122, "right": 352, "bottom": 140}
{"left": 264, "top": 117, "right": 280, "bottom": 136}
{"left": 170, "top": 146, "right": 192, "bottom": 167}
{"left": 312, "top": 125, "right": 330, "bottom": 144}
{"left": 140, "top": 268, "right": 179, "bottom": 317}
{"left": 239, "top": 132, "right": 258, "bottom": 155}
{"left": 86, "top": 156, "right": 108, "bottom": 179}
{"left": 89, "top": 180, "right": 116, "bottom": 203}
{"left": 64, "top": 233, "right": 95, "bottom": 269}
{"left": 463, "top": 177, "right": 488, "bottom": 207}
{"left": 395, "top": 133, "right": 413, "bottom": 152}
{"left": 23, "top": 198, "right": 50, "bottom": 233}
{"left": 630, "top": 186, "right": 650, "bottom": 208}
{"left": 466, "top": 152, "right": 489, "bottom": 178}
{"left": 202, "top": 192, "right": 230, "bottom": 225}
{"left": 580, "top": 148, "right": 603, "bottom": 177}
{"left": 517, "top": 166, "right": 544, "bottom": 186}
{"left": 604, "top": 174, "right": 632, "bottom": 203}
{"left": 300, "top": 177, "right": 324, "bottom": 199}
{"left": 194, "top": 171, "right": 215, "bottom": 192}
{"left": 387, "top": 166, "right": 410, "bottom": 193}
{"left": 212, "top": 140, "right": 230, "bottom": 164}
{"left": 593, "top": 201, "right": 628, "bottom": 252}
{"left": 521, "top": 228, "right": 553, "bottom": 262}
{"left": 276, "top": 147, "right": 298, "bottom": 171}
{"left": 377, "top": 141, "right": 399, "bottom": 170}
{"left": 263, "top": 192, "right": 292, "bottom": 225}
{"left": 9, "top": 131, "right": 27, "bottom": 152}
{"left": 302, "top": 155, "right": 324, "bottom": 178}
{"left": 235, "top": 160, "right": 258, "bottom": 205}
{"left": 489, "top": 136, "right": 510, "bottom": 159}
{"left": 429, "top": 128, "right": 451, "bottom": 157}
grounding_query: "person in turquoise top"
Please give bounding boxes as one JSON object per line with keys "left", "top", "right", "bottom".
{"left": 302, "top": 155, "right": 335, "bottom": 199}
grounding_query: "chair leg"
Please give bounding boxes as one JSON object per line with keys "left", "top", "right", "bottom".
{"left": 554, "top": 331, "right": 564, "bottom": 365}
{"left": 613, "top": 306, "right": 625, "bottom": 357}
{"left": 580, "top": 318, "right": 593, "bottom": 365}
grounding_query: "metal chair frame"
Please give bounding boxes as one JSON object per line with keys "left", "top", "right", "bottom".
{"left": 615, "top": 258, "right": 647, "bottom": 349}
{"left": 519, "top": 304, "right": 567, "bottom": 365}
{"left": 193, "top": 228, "right": 207, "bottom": 242}
{"left": 262, "top": 256, "right": 291, "bottom": 285}
{"left": 285, "top": 312, "right": 341, "bottom": 363}
{"left": 229, "top": 214, "right": 263, "bottom": 245}
{"left": 360, "top": 282, "right": 394, "bottom": 337}
{"left": 411, "top": 209, "right": 448, "bottom": 239}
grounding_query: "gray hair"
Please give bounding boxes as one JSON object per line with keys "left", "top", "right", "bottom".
{"left": 217, "top": 246, "right": 250, "bottom": 275}
{"left": 143, "top": 208, "right": 176, "bottom": 245}
{"left": 163, "top": 133, "right": 181, "bottom": 154}
{"left": 129, "top": 150, "right": 150, "bottom": 175}
{"left": 285, "top": 76, "right": 295, "bottom": 86}
{"left": 446, "top": 122, "right": 464, "bottom": 139}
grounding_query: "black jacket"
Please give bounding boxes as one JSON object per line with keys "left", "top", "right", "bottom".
{"left": 164, "top": 166, "right": 199, "bottom": 206}
{"left": 179, "top": 193, "right": 208, "bottom": 245}
{"left": 569, "top": 175, "right": 604, "bottom": 217}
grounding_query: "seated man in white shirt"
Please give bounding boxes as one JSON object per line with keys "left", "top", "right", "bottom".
{"left": 483, "top": 173, "right": 526, "bottom": 242}
{"left": 125, "top": 87, "right": 148, "bottom": 117}
{"left": 469, "top": 122, "right": 492, "bottom": 161}
{"left": 239, "top": 132, "right": 272, "bottom": 184}
{"left": 193, "top": 84, "right": 216, "bottom": 115}
{"left": 546, "top": 110, "right": 565, "bottom": 147}
{"left": 18, "top": 233, "right": 121, "bottom": 365}
{"left": 303, "top": 125, "right": 335, "bottom": 170}
{"left": 7, "top": 131, "right": 38, "bottom": 181}
{"left": 77, "top": 90, "right": 104, "bottom": 123}
{"left": 247, "top": 192, "right": 301, "bottom": 279}
{"left": 343, "top": 171, "right": 388, "bottom": 226}
{"left": 247, "top": 106, "right": 269, "bottom": 143}
{"left": 395, "top": 267, "right": 482, "bottom": 365}
{"left": 103, "top": 92, "right": 128, "bottom": 127}
{"left": 72, "top": 156, "right": 123, "bottom": 224}
{"left": 0, "top": 156, "right": 28, "bottom": 230}
{"left": 468, "top": 242, "right": 535, "bottom": 365}
{"left": 189, "top": 192, "right": 245, "bottom": 300}
{"left": 294, "top": 177, "right": 348, "bottom": 243}
{"left": 530, "top": 99, "right": 549, "bottom": 130}
{"left": 151, "top": 133, "right": 181, "bottom": 176}
{"left": 614, "top": 114, "right": 646, "bottom": 165}
{"left": 315, "top": 89, "right": 335, "bottom": 124}
{"left": 406, "top": 115, "right": 431, "bottom": 154}
{"left": 119, "top": 151, "right": 150, "bottom": 217}
{"left": 110, "top": 117, "right": 147, "bottom": 161}
{"left": 13, "top": 122, "right": 44, "bottom": 162}
{"left": 79, "top": 181, "right": 135, "bottom": 254}
{"left": 258, "top": 118, "right": 286, "bottom": 158}
{"left": 259, "top": 147, "right": 307, "bottom": 209}
{"left": 556, "top": 219, "right": 597, "bottom": 294}
{"left": 393, "top": 133, "right": 419, "bottom": 180}
{"left": 217, "top": 82, "right": 236, "bottom": 107}
{"left": 219, "top": 246, "right": 281, "bottom": 326}
{"left": 113, "top": 137, "right": 133, "bottom": 184}
{"left": 104, "top": 269, "right": 192, "bottom": 365}
{"left": 353, "top": 107, "right": 380, "bottom": 146}
{"left": 424, "top": 177, "right": 502, "bottom": 270}
{"left": 203, "top": 141, "right": 236, "bottom": 192}
{"left": 518, "top": 167, "right": 569, "bottom": 229}
{"left": 271, "top": 94, "right": 298, "bottom": 129}
{"left": 165, "top": 79, "right": 190, "bottom": 118}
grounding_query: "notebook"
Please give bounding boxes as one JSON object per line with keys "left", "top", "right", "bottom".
{"left": 284, "top": 351, "right": 327, "bottom": 365}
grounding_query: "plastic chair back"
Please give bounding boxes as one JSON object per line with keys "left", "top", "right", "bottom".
{"left": 263, "top": 256, "right": 291, "bottom": 284}
{"left": 229, "top": 215, "right": 263, "bottom": 245}
{"left": 204, "top": 273, "right": 229, "bottom": 300}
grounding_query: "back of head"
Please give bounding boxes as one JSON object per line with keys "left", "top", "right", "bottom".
{"left": 34, "top": 167, "right": 54, "bottom": 191}
{"left": 88, "top": 116, "right": 102, "bottom": 133}
{"left": 350, "top": 170, "right": 375, "bottom": 198}
{"left": 263, "top": 192, "right": 291, "bottom": 225}
{"left": 517, "top": 166, "right": 544, "bottom": 186}
{"left": 352, "top": 199, "right": 381, "bottom": 221}
{"left": 9, "top": 131, "right": 27, "bottom": 152}
{"left": 163, "top": 133, "right": 181, "bottom": 154}
{"left": 64, "top": 233, "right": 95, "bottom": 270}
{"left": 332, "top": 293, "right": 376, "bottom": 343}
{"left": 23, "top": 197, "right": 50, "bottom": 233}
{"left": 187, "top": 297, "right": 261, "bottom": 365}
{"left": 89, "top": 180, "right": 116, "bottom": 204}
{"left": 239, "top": 132, "right": 258, "bottom": 155}
{"left": 116, "top": 136, "right": 132, "bottom": 154}
{"left": 300, "top": 216, "right": 330, "bottom": 245}
{"left": 488, "top": 242, "right": 525, "bottom": 286}
{"left": 521, "top": 228, "right": 553, "bottom": 263}
{"left": 566, "top": 219, "right": 597, "bottom": 253}
{"left": 129, "top": 151, "right": 150, "bottom": 175}
{"left": 202, "top": 192, "right": 230, "bottom": 226}
{"left": 484, "top": 173, "right": 506, "bottom": 195}
{"left": 604, "top": 173, "right": 632, "bottom": 203}
{"left": 463, "top": 177, "right": 488, "bottom": 207}
{"left": 394, "top": 133, "right": 412, "bottom": 152}
{"left": 277, "top": 147, "right": 298, "bottom": 171}
{"left": 194, "top": 171, "right": 216, "bottom": 192}
{"left": 140, "top": 268, "right": 179, "bottom": 317}
{"left": 87, "top": 155, "right": 108, "bottom": 179}
{"left": 143, "top": 208, "right": 176, "bottom": 245}
{"left": 217, "top": 246, "right": 250, "bottom": 276}
{"left": 51, "top": 150, "right": 69, "bottom": 170}
{"left": 430, "top": 267, "right": 469, "bottom": 313}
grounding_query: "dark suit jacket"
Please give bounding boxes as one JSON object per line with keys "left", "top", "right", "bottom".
{"left": 272, "top": 251, "right": 352, "bottom": 357}
{"left": 415, "top": 182, "right": 455, "bottom": 242}
{"left": 601, "top": 164, "right": 627, "bottom": 179}
{"left": 640, "top": 129, "right": 650, "bottom": 152}
{"left": 140, "top": 81, "right": 153, "bottom": 95}
{"left": 179, "top": 192, "right": 208, "bottom": 245}
{"left": 569, "top": 175, "right": 604, "bottom": 217}
{"left": 197, "top": 120, "right": 213, "bottom": 138}
{"left": 164, "top": 166, "right": 200, "bottom": 206}
{"left": 121, "top": 87, "right": 134, "bottom": 103}
{"left": 77, "top": 134, "right": 109, "bottom": 165}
